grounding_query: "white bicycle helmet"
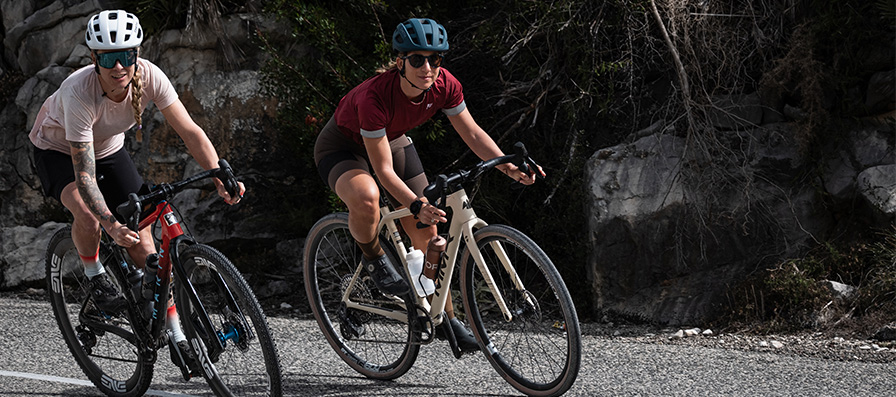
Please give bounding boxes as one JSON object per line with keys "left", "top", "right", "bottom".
{"left": 85, "top": 10, "right": 143, "bottom": 50}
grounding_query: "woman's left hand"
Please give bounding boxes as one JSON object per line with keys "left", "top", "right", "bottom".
{"left": 216, "top": 180, "right": 246, "bottom": 205}
{"left": 499, "top": 164, "right": 546, "bottom": 185}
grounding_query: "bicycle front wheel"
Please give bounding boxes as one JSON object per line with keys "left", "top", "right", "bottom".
{"left": 303, "top": 212, "right": 419, "bottom": 380}
{"left": 46, "top": 226, "right": 153, "bottom": 397}
{"left": 460, "top": 225, "right": 582, "bottom": 397}
{"left": 176, "top": 244, "right": 282, "bottom": 396}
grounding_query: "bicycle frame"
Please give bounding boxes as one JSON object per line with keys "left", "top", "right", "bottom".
{"left": 103, "top": 199, "right": 235, "bottom": 361}
{"left": 341, "top": 185, "right": 524, "bottom": 327}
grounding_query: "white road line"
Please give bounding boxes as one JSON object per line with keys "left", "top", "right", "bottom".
{"left": 0, "top": 370, "right": 197, "bottom": 396}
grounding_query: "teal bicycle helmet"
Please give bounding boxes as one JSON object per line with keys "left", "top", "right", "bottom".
{"left": 392, "top": 18, "right": 449, "bottom": 52}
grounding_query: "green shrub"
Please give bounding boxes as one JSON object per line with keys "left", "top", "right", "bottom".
{"left": 723, "top": 228, "right": 896, "bottom": 334}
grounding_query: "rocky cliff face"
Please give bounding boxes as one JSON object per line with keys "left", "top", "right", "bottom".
{"left": 0, "top": 0, "right": 297, "bottom": 288}
{"left": 587, "top": 109, "right": 895, "bottom": 325}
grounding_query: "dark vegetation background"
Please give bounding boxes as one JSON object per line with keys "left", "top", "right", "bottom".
{"left": 121, "top": 0, "right": 895, "bottom": 332}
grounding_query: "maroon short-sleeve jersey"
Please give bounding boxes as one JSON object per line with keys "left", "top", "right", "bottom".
{"left": 334, "top": 68, "right": 466, "bottom": 144}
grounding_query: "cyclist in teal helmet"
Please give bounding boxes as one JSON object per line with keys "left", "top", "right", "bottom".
{"left": 314, "top": 17, "right": 545, "bottom": 352}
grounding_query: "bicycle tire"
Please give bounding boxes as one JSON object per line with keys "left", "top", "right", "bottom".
{"left": 46, "top": 226, "right": 153, "bottom": 397}
{"left": 460, "top": 225, "right": 581, "bottom": 397}
{"left": 303, "top": 212, "right": 420, "bottom": 380}
{"left": 175, "top": 243, "right": 283, "bottom": 397}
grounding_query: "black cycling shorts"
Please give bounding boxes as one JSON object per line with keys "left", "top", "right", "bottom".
{"left": 314, "top": 116, "right": 428, "bottom": 200}
{"left": 33, "top": 146, "right": 145, "bottom": 223}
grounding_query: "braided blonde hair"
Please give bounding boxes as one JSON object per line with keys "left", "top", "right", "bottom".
{"left": 130, "top": 59, "right": 144, "bottom": 129}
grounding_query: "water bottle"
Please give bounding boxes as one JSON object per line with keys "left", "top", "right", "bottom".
{"left": 142, "top": 253, "right": 160, "bottom": 318}
{"left": 127, "top": 263, "right": 144, "bottom": 300}
{"left": 142, "top": 254, "right": 160, "bottom": 294}
{"left": 424, "top": 235, "right": 446, "bottom": 280}
{"left": 406, "top": 249, "right": 435, "bottom": 297}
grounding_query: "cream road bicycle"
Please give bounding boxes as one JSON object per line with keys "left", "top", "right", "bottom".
{"left": 304, "top": 143, "right": 581, "bottom": 396}
{"left": 46, "top": 160, "right": 282, "bottom": 396}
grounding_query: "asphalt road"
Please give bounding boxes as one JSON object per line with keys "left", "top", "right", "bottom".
{"left": 1, "top": 296, "right": 893, "bottom": 396}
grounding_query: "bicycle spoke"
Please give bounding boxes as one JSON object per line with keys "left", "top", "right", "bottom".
{"left": 462, "top": 225, "right": 581, "bottom": 396}
{"left": 304, "top": 213, "right": 419, "bottom": 380}
{"left": 178, "top": 244, "right": 282, "bottom": 396}
{"left": 46, "top": 227, "right": 153, "bottom": 396}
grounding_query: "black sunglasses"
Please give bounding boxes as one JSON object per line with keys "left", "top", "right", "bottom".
{"left": 95, "top": 49, "right": 138, "bottom": 69}
{"left": 401, "top": 53, "right": 443, "bottom": 68}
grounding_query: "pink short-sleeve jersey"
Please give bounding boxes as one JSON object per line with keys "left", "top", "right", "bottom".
{"left": 29, "top": 58, "right": 178, "bottom": 159}
{"left": 334, "top": 67, "right": 466, "bottom": 144}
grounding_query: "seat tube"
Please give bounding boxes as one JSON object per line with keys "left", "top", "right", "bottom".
{"left": 148, "top": 202, "right": 184, "bottom": 339}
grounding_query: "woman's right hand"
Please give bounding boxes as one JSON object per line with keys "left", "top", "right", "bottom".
{"left": 107, "top": 221, "right": 141, "bottom": 247}
{"left": 420, "top": 201, "right": 446, "bottom": 225}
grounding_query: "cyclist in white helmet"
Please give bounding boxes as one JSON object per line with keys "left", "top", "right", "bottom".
{"left": 29, "top": 9, "right": 244, "bottom": 373}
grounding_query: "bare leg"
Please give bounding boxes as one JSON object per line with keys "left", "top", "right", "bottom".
{"left": 59, "top": 183, "right": 102, "bottom": 260}
{"left": 334, "top": 169, "right": 381, "bottom": 248}
{"left": 61, "top": 182, "right": 157, "bottom": 267}
{"left": 125, "top": 227, "right": 155, "bottom": 268}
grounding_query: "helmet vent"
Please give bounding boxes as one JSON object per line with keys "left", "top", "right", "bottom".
{"left": 85, "top": 10, "right": 143, "bottom": 50}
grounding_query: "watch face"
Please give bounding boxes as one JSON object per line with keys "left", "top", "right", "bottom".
{"left": 411, "top": 199, "right": 423, "bottom": 215}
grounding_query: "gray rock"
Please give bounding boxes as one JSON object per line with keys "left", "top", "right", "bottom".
{"left": 820, "top": 280, "right": 856, "bottom": 299}
{"left": 857, "top": 164, "right": 896, "bottom": 216}
{"left": 872, "top": 323, "right": 896, "bottom": 341}
{"left": 0, "top": 222, "right": 67, "bottom": 288}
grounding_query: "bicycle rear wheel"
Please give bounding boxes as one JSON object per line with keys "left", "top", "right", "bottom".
{"left": 176, "top": 244, "right": 282, "bottom": 396}
{"left": 460, "top": 225, "right": 581, "bottom": 397}
{"left": 46, "top": 226, "right": 153, "bottom": 397}
{"left": 303, "top": 212, "right": 419, "bottom": 380}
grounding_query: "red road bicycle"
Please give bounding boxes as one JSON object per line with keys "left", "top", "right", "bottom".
{"left": 46, "top": 160, "right": 282, "bottom": 396}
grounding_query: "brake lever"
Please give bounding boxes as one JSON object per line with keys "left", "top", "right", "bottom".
{"left": 525, "top": 155, "right": 542, "bottom": 178}
{"left": 115, "top": 192, "right": 142, "bottom": 232}
{"left": 214, "top": 159, "right": 241, "bottom": 199}
{"left": 418, "top": 174, "right": 448, "bottom": 229}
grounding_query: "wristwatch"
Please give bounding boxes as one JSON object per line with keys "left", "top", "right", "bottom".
{"left": 410, "top": 199, "right": 424, "bottom": 218}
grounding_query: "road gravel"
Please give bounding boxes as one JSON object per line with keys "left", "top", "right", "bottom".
{"left": 1, "top": 292, "right": 893, "bottom": 396}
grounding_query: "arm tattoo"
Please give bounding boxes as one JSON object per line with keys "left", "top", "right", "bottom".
{"left": 71, "top": 142, "right": 116, "bottom": 225}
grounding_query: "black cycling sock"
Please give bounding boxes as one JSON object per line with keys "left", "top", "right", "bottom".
{"left": 357, "top": 237, "right": 385, "bottom": 260}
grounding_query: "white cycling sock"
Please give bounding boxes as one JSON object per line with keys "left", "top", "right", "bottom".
{"left": 167, "top": 305, "right": 187, "bottom": 343}
{"left": 80, "top": 249, "right": 105, "bottom": 279}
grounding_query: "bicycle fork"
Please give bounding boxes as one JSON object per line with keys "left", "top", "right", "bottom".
{"left": 447, "top": 192, "right": 526, "bottom": 324}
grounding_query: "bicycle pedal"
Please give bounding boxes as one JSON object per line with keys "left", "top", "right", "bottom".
{"left": 437, "top": 321, "right": 464, "bottom": 359}
{"left": 168, "top": 339, "right": 200, "bottom": 381}
{"left": 417, "top": 315, "right": 435, "bottom": 343}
